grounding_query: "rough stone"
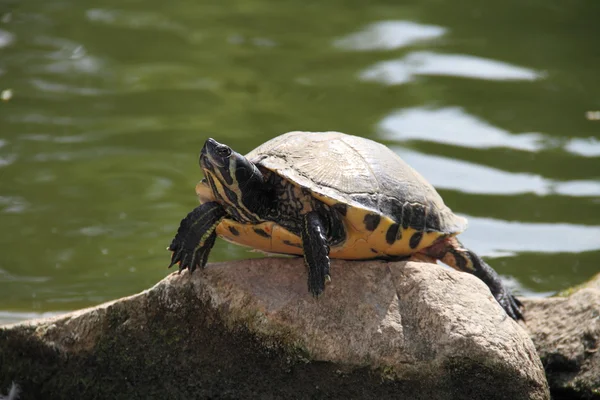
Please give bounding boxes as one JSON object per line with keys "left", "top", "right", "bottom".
{"left": 0, "top": 259, "right": 549, "bottom": 400}
{"left": 522, "top": 272, "right": 600, "bottom": 400}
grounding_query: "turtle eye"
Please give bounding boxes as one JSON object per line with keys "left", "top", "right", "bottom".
{"left": 216, "top": 145, "right": 232, "bottom": 158}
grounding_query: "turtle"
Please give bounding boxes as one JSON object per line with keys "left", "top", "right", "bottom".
{"left": 168, "top": 131, "right": 523, "bottom": 320}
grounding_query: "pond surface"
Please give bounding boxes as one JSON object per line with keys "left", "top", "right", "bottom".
{"left": 1, "top": 0, "right": 599, "bottom": 324}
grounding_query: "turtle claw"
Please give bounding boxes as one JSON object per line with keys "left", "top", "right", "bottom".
{"left": 167, "top": 245, "right": 199, "bottom": 273}
{"left": 494, "top": 287, "right": 524, "bottom": 321}
{"left": 167, "top": 241, "right": 184, "bottom": 270}
{"left": 508, "top": 295, "right": 524, "bottom": 321}
{"left": 167, "top": 229, "right": 218, "bottom": 274}
{"left": 308, "top": 279, "right": 324, "bottom": 298}
{"left": 167, "top": 202, "right": 225, "bottom": 274}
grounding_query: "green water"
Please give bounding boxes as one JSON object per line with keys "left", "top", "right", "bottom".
{"left": 1, "top": 0, "right": 599, "bottom": 324}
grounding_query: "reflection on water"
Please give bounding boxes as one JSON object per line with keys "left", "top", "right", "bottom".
{"left": 380, "top": 107, "right": 600, "bottom": 158}
{"left": 0, "top": 154, "right": 15, "bottom": 167}
{"left": 31, "top": 79, "right": 105, "bottom": 96}
{"left": 334, "top": 21, "right": 446, "bottom": 51}
{"left": 0, "top": 0, "right": 599, "bottom": 322}
{"left": 86, "top": 8, "right": 187, "bottom": 35}
{"left": 0, "top": 196, "right": 28, "bottom": 213}
{"left": 565, "top": 137, "right": 600, "bottom": 157}
{"left": 361, "top": 52, "right": 543, "bottom": 85}
{"left": 460, "top": 216, "right": 600, "bottom": 257}
{"left": 392, "top": 147, "right": 600, "bottom": 197}
{"left": 380, "top": 107, "right": 544, "bottom": 151}
{"left": 0, "top": 268, "right": 50, "bottom": 283}
{"left": 0, "top": 28, "right": 13, "bottom": 48}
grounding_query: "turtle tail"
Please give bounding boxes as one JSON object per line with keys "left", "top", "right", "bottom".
{"left": 422, "top": 236, "right": 524, "bottom": 321}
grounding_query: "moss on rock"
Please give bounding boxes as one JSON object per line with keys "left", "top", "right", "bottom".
{"left": 1, "top": 259, "right": 550, "bottom": 399}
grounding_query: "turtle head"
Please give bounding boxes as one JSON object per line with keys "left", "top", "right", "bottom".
{"left": 200, "top": 138, "right": 269, "bottom": 222}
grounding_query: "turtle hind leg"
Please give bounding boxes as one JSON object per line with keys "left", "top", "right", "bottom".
{"left": 301, "top": 211, "right": 331, "bottom": 297}
{"left": 168, "top": 201, "right": 226, "bottom": 272}
{"left": 422, "top": 236, "right": 524, "bottom": 321}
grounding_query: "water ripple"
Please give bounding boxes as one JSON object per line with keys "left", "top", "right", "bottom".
{"left": 117, "top": 63, "right": 219, "bottom": 92}
{"left": 0, "top": 28, "right": 14, "bottom": 48}
{"left": 32, "top": 36, "right": 105, "bottom": 75}
{"left": 392, "top": 147, "right": 600, "bottom": 197}
{"left": 30, "top": 78, "right": 107, "bottom": 96}
{"left": 460, "top": 216, "right": 600, "bottom": 257}
{"left": 80, "top": 226, "right": 111, "bottom": 237}
{"left": 565, "top": 137, "right": 600, "bottom": 157}
{"left": 0, "top": 196, "right": 29, "bottom": 213}
{"left": 146, "top": 177, "right": 174, "bottom": 200}
{"left": 44, "top": 55, "right": 105, "bottom": 75}
{"left": 0, "top": 268, "right": 50, "bottom": 283}
{"left": 380, "top": 106, "right": 600, "bottom": 157}
{"left": 0, "top": 154, "right": 16, "bottom": 167}
{"left": 10, "top": 113, "right": 81, "bottom": 126}
{"left": 30, "top": 147, "right": 139, "bottom": 162}
{"left": 86, "top": 8, "right": 186, "bottom": 35}
{"left": 334, "top": 20, "right": 446, "bottom": 51}
{"left": 361, "top": 51, "right": 543, "bottom": 84}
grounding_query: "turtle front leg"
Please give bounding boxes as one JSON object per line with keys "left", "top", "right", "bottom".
{"left": 423, "top": 236, "right": 524, "bottom": 321}
{"left": 301, "top": 211, "right": 331, "bottom": 296}
{"left": 168, "top": 201, "right": 226, "bottom": 273}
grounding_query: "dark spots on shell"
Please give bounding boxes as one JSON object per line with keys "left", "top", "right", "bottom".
{"left": 370, "top": 248, "right": 378, "bottom": 254}
{"left": 426, "top": 208, "right": 441, "bottom": 232}
{"left": 253, "top": 228, "right": 271, "bottom": 238}
{"left": 387, "top": 198, "right": 404, "bottom": 219}
{"left": 409, "top": 232, "right": 423, "bottom": 249}
{"left": 363, "top": 213, "right": 381, "bottom": 231}
{"left": 228, "top": 226, "right": 240, "bottom": 236}
{"left": 332, "top": 203, "right": 348, "bottom": 216}
{"left": 409, "top": 203, "right": 426, "bottom": 231}
{"left": 350, "top": 193, "right": 378, "bottom": 209}
{"left": 401, "top": 205, "right": 412, "bottom": 229}
{"left": 385, "top": 223, "right": 400, "bottom": 245}
{"left": 283, "top": 240, "right": 302, "bottom": 248}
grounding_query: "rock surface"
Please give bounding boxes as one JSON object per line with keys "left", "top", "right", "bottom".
{"left": 1, "top": 259, "right": 549, "bottom": 400}
{"left": 522, "top": 273, "right": 600, "bottom": 400}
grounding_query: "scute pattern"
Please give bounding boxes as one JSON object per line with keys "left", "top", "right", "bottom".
{"left": 247, "top": 131, "right": 467, "bottom": 235}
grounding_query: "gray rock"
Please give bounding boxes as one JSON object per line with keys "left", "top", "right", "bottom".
{"left": 0, "top": 259, "right": 549, "bottom": 400}
{"left": 522, "top": 272, "right": 600, "bottom": 399}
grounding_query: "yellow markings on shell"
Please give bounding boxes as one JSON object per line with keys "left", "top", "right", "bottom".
{"left": 387, "top": 227, "right": 440, "bottom": 254}
{"left": 216, "top": 220, "right": 304, "bottom": 256}
{"left": 312, "top": 192, "right": 444, "bottom": 259}
{"left": 202, "top": 184, "right": 445, "bottom": 259}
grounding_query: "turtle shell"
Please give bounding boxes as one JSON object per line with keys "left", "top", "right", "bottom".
{"left": 202, "top": 131, "right": 468, "bottom": 259}
{"left": 238, "top": 131, "right": 468, "bottom": 258}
